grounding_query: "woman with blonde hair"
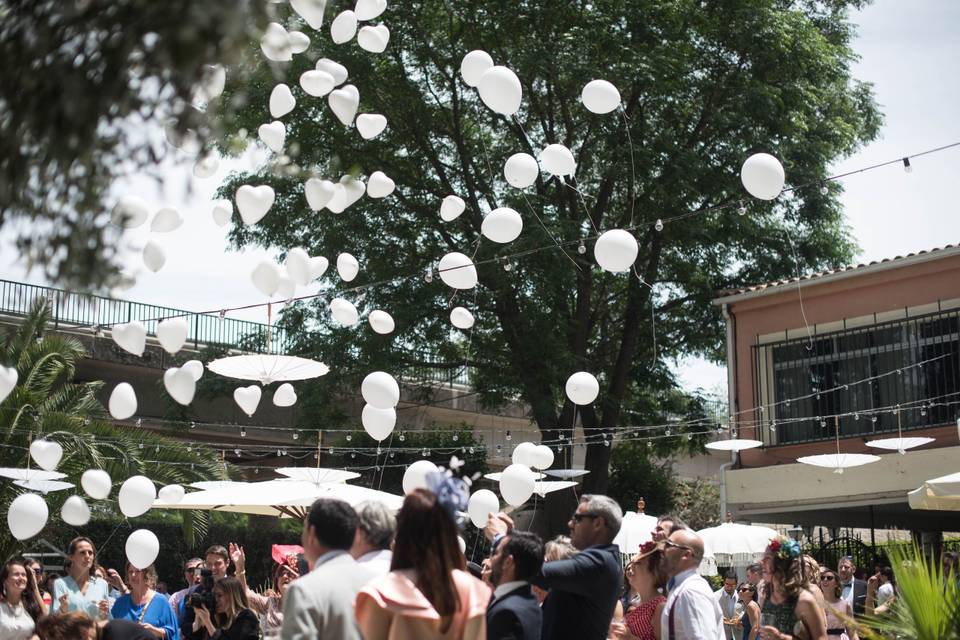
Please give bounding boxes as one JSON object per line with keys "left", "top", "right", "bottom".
{"left": 193, "top": 576, "right": 259, "bottom": 640}
{"left": 757, "top": 536, "right": 827, "bottom": 640}
{"left": 110, "top": 563, "right": 178, "bottom": 639}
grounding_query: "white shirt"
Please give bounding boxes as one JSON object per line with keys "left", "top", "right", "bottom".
{"left": 877, "top": 582, "right": 894, "bottom": 606}
{"left": 662, "top": 569, "right": 725, "bottom": 640}
{"left": 492, "top": 580, "right": 528, "bottom": 602}
{"left": 840, "top": 579, "right": 854, "bottom": 607}
{"left": 356, "top": 549, "right": 393, "bottom": 577}
{"left": 0, "top": 601, "right": 35, "bottom": 640}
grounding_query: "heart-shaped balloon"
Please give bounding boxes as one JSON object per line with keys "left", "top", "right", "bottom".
{"left": 182, "top": 360, "right": 204, "bottom": 381}
{"left": 193, "top": 154, "right": 219, "bottom": 179}
{"left": 112, "top": 196, "right": 150, "bottom": 229}
{"left": 356, "top": 113, "right": 387, "bottom": 140}
{"left": 236, "top": 185, "right": 276, "bottom": 226}
{"left": 142, "top": 241, "right": 166, "bottom": 273}
{"left": 30, "top": 439, "right": 63, "bottom": 472}
{"left": 309, "top": 256, "right": 329, "bottom": 279}
{"left": 0, "top": 366, "right": 18, "bottom": 403}
{"left": 163, "top": 367, "right": 196, "bottom": 405}
{"left": 316, "top": 58, "right": 348, "bottom": 86}
{"left": 150, "top": 207, "right": 183, "bottom": 233}
{"left": 276, "top": 269, "right": 295, "bottom": 300}
{"left": 157, "top": 317, "right": 188, "bottom": 354}
{"left": 328, "top": 84, "right": 360, "bottom": 126}
{"left": 291, "top": 0, "right": 326, "bottom": 29}
{"left": 288, "top": 31, "right": 310, "bottom": 54}
{"left": 112, "top": 321, "right": 146, "bottom": 356}
{"left": 269, "top": 84, "right": 296, "bottom": 119}
{"left": 251, "top": 261, "right": 281, "bottom": 296}
{"left": 305, "top": 178, "right": 336, "bottom": 211}
{"left": 337, "top": 253, "right": 360, "bottom": 282}
{"left": 330, "top": 298, "right": 360, "bottom": 327}
{"left": 273, "top": 383, "right": 297, "bottom": 407}
{"left": 357, "top": 25, "right": 390, "bottom": 53}
{"left": 285, "top": 248, "right": 312, "bottom": 286}
{"left": 299, "top": 70, "right": 335, "bottom": 97}
{"left": 81, "top": 469, "right": 112, "bottom": 500}
{"left": 109, "top": 383, "right": 137, "bottom": 420}
{"left": 326, "top": 184, "right": 348, "bottom": 214}
{"left": 261, "top": 22, "right": 292, "bottom": 61}
{"left": 342, "top": 175, "right": 366, "bottom": 208}
{"left": 211, "top": 200, "right": 233, "bottom": 227}
{"left": 366, "top": 171, "right": 395, "bottom": 199}
{"left": 258, "top": 121, "right": 286, "bottom": 153}
{"left": 234, "top": 386, "right": 262, "bottom": 417}
{"left": 368, "top": 310, "right": 395, "bottom": 334}
{"left": 355, "top": 0, "right": 387, "bottom": 21}
{"left": 330, "top": 10, "right": 358, "bottom": 44}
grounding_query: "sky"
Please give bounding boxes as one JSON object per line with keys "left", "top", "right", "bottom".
{"left": 2, "top": 0, "right": 959, "bottom": 396}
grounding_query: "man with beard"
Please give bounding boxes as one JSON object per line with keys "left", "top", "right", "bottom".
{"left": 486, "top": 531, "right": 543, "bottom": 640}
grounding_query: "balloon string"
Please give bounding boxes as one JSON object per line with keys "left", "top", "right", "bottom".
{"left": 471, "top": 100, "right": 498, "bottom": 193}
{"left": 619, "top": 105, "right": 637, "bottom": 227}
{"left": 632, "top": 267, "right": 658, "bottom": 364}
{"left": 519, "top": 191, "right": 581, "bottom": 271}
{"left": 784, "top": 230, "right": 815, "bottom": 352}
{"left": 565, "top": 179, "right": 601, "bottom": 234}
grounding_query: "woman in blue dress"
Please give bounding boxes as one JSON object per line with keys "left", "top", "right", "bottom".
{"left": 111, "top": 563, "right": 179, "bottom": 639}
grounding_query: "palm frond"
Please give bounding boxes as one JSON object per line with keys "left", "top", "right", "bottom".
{"left": 2, "top": 298, "right": 53, "bottom": 362}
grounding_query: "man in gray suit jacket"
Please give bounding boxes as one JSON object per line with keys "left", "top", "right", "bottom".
{"left": 281, "top": 498, "right": 377, "bottom": 640}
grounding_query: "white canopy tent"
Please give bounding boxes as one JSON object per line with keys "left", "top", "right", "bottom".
{"left": 908, "top": 471, "right": 960, "bottom": 511}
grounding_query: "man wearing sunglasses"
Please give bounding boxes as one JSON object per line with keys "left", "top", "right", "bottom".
{"left": 660, "top": 530, "right": 725, "bottom": 639}
{"left": 168, "top": 558, "right": 204, "bottom": 619}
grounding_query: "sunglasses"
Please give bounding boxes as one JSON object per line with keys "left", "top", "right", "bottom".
{"left": 820, "top": 575, "right": 837, "bottom": 582}
{"left": 737, "top": 587, "right": 755, "bottom": 592}
{"left": 662, "top": 540, "right": 692, "bottom": 552}
{"left": 572, "top": 513, "right": 600, "bottom": 523}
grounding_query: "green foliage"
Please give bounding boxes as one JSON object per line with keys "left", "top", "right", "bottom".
{"left": 216, "top": 0, "right": 879, "bottom": 491}
{"left": 0, "top": 299, "right": 227, "bottom": 558}
{"left": 672, "top": 477, "right": 721, "bottom": 531}
{"left": 0, "top": 0, "right": 268, "bottom": 288}
{"left": 608, "top": 444, "right": 676, "bottom": 516}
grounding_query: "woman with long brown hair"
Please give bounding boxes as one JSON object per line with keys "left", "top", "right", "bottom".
{"left": 193, "top": 576, "right": 258, "bottom": 640}
{"left": 610, "top": 542, "right": 667, "bottom": 640}
{"left": 356, "top": 487, "right": 490, "bottom": 639}
{"left": 757, "top": 536, "right": 827, "bottom": 640}
{"left": 1, "top": 557, "right": 47, "bottom": 639}
{"left": 54, "top": 536, "right": 111, "bottom": 620}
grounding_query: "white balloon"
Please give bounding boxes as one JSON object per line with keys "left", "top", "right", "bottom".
{"left": 368, "top": 310, "right": 395, "bottom": 334}
{"left": 581, "top": 79, "right": 621, "bottom": 114}
{"left": 361, "top": 371, "right": 400, "bottom": 409}
{"left": 499, "top": 464, "right": 535, "bottom": 506}
{"left": 337, "top": 253, "right": 360, "bottom": 282}
{"left": 460, "top": 50, "right": 494, "bottom": 87}
{"left": 142, "top": 241, "right": 166, "bottom": 273}
{"left": 361, "top": 404, "right": 396, "bottom": 441}
{"left": 236, "top": 185, "right": 275, "bottom": 226}
{"left": 118, "top": 475, "right": 156, "bottom": 518}
{"left": 269, "top": 84, "right": 296, "bottom": 119}
{"left": 285, "top": 248, "right": 313, "bottom": 286}
{"left": 467, "top": 489, "right": 500, "bottom": 528}
{"left": 258, "top": 121, "right": 286, "bottom": 153}
{"left": 251, "top": 261, "right": 281, "bottom": 297}
{"left": 477, "top": 66, "right": 522, "bottom": 116}
{"left": 163, "top": 367, "right": 196, "bottom": 405}
{"left": 273, "top": 383, "right": 298, "bottom": 407}
{"left": 503, "top": 153, "right": 539, "bottom": 188}
{"left": 182, "top": 360, "right": 204, "bottom": 382}
{"left": 125, "top": 529, "right": 160, "bottom": 570}
{"left": 438, "top": 253, "right": 478, "bottom": 289}
{"left": 331, "top": 10, "right": 358, "bottom": 44}
{"left": 7, "top": 493, "right": 48, "bottom": 540}
{"left": 81, "top": 470, "right": 112, "bottom": 500}
{"left": 61, "top": 495, "right": 91, "bottom": 526}
{"left": 150, "top": 207, "right": 184, "bottom": 233}
{"left": 316, "top": 58, "right": 348, "bottom": 85}
{"left": 211, "top": 199, "right": 233, "bottom": 227}
{"left": 305, "top": 178, "right": 336, "bottom": 211}
{"left": 29, "top": 440, "right": 63, "bottom": 472}
{"left": 193, "top": 154, "right": 219, "bottom": 179}
{"left": 440, "top": 195, "right": 466, "bottom": 222}
{"left": 741, "top": 153, "right": 785, "bottom": 200}
{"left": 0, "top": 366, "right": 17, "bottom": 403}
{"left": 111, "top": 321, "right": 146, "bottom": 356}
{"left": 261, "top": 22, "right": 292, "bottom": 61}
{"left": 529, "top": 444, "right": 555, "bottom": 470}
{"left": 288, "top": 31, "right": 310, "bottom": 54}
{"left": 157, "top": 484, "right": 185, "bottom": 504}
{"left": 291, "top": 0, "right": 327, "bottom": 29}
{"left": 112, "top": 196, "right": 150, "bottom": 229}
{"left": 540, "top": 144, "right": 576, "bottom": 176}
{"left": 233, "top": 386, "right": 262, "bottom": 416}
{"left": 356, "top": 113, "right": 387, "bottom": 139}
{"left": 276, "top": 269, "right": 296, "bottom": 300}
{"left": 366, "top": 171, "right": 395, "bottom": 198}
{"left": 300, "top": 69, "right": 335, "bottom": 97}
{"left": 330, "top": 298, "right": 360, "bottom": 327}
{"left": 310, "top": 256, "right": 329, "bottom": 279}
{"left": 341, "top": 175, "right": 366, "bottom": 208}
{"left": 402, "top": 459, "right": 438, "bottom": 495}
{"left": 511, "top": 442, "right": 537, "bottom": 466}
{"left": 357, "top": 25, "right": 390, "bottom": 53}
{"left": 157, "top": 317, "right": 188, "bottom": 354}
{"left": 355, "top": 0, "right": 387, "bottom": 21}
{"left": 195, "top": 65, "right": 226, "bottom": 103}
{"left": 326, "top": 184, "right": 349, "bottom": 213}
{"left": 481, "top": 207, "right": 523, "bottom": 243}
{"left": 565, "top": 371, "right": 600, "bottom": 405}
{"left": 593, "top": 229, "right": 639, "bottom": 273}
{"left": 450, "top": 307, "right": 474, "bottom": 330}
{"left": 328, "top": 84, "right": 360, "bottom": 126}
{"left": 108, "top": 383, "right": 137, "bottom": 420}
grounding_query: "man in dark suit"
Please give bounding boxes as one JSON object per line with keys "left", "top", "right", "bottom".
{"left": 487, "top": 530, "right": 544, "bottom": 640}
{"left": 486, "top": 494, "right": 623, "bottom": 640}
{"left": 838, "top": 557, "right": 867, "bottom": 615}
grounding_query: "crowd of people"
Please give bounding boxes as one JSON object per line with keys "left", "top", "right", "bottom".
{"left": 2, "top": 484, "right": 958, "bottom": 640}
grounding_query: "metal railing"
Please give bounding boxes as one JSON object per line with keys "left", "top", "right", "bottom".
{"left": 0, "top": 279, "right": 290, "bottom": 353}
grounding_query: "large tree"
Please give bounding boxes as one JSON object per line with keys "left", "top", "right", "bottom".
{"left": 217, "top": 0, "right": 879, "bottom": 493}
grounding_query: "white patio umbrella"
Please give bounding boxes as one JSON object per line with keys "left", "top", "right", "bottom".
{"left": 705, "top": 438, "right": 763, "bottom": 452}
{"left": 696, "top": 522, "right": 780, "bottom": 567}
{"left": 13, "top": 479, "right": 74, "bottom": 493}
{"left": 207, "top": 354, "right": 329, "bottom": 384}
{"left": 613, "top": 506, "right": 659, "bottom": 555}
{"left": 276, "top": 467, "right": 361, "bottom": 483}
{"left": 796, "top": 453, "right": 881, "bottom": 473}
{"left": 0, "top": 468, "right": 67, "bottom": 481}
{"left": 908, "top": 471, "right": 960, "bottom": 511}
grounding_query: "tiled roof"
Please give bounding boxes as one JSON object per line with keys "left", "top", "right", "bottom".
{"left": 716, "top": 244, "right": 960, "bottom": 299}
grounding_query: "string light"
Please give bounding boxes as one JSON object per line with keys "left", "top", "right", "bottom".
{"left": 654, "top": 219, "right": 664, "bottom": 232}
{"left": 902, "top": 157, "right": 912, "bottom": 173}
{"left": 577, "top": 240, "right": 586, "bottom": 254}
{"left": 424, "top": 267, "right": 433, "bottom": 283}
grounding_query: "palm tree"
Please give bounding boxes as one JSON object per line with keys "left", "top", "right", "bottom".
{"left": 0, "top": 298, "right": 228, "bottom": 557}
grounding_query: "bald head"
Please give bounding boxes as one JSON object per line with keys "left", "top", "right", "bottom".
{"left": 661, "top": 528, "right": 705, "bottom": 577}
{"left": 673, "top": 529, "right": 704, "bottom": 563}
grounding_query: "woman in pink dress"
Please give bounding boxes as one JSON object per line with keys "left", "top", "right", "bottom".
{"left": 611, "top": 542, "right": 667, "bottom": 640}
